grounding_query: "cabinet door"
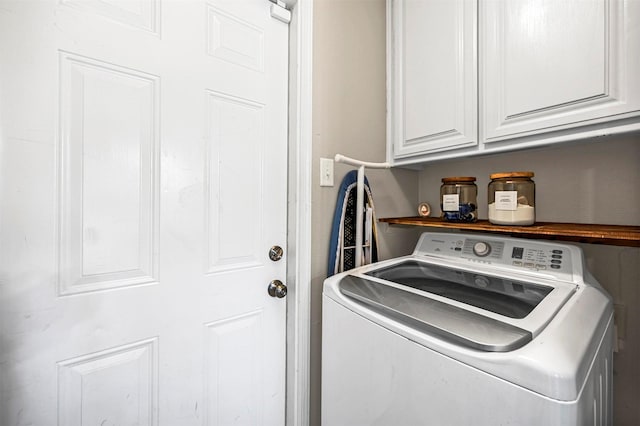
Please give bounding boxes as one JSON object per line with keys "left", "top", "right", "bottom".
{"left": 388, "top": 0, "right": 477, "bottom": 161}
{"left": 482, "top": 0, "right": 640, "bottom": 144}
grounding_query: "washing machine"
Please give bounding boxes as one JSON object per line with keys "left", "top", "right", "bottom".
{"left": 322, "top": 232, "right": 613, "bottom": 426}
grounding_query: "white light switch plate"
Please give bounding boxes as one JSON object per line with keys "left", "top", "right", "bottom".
{"left": 320, "top": 157, "right": 334, "bottom": 187}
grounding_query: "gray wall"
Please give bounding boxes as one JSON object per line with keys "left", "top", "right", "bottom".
{"left": 311, "top": 0, "right": 421, "bottom": 423}
{"left": 311, "top": 0, "right": 640, "bottom": 425}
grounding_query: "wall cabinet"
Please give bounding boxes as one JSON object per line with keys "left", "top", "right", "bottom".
{"left": 387, "top": 0, "right": 640, "bottom": 166}
{"left": 387, "top": 0, "right": 478, "bottom": 160}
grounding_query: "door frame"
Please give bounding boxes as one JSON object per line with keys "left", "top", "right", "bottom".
{"left": 285, "top": 1, "right": 312, "bottom": 425}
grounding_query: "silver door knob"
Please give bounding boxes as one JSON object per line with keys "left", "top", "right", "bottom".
{"left": 269, "top": 245, "right": 284, "bottom": 261}
{"left": 267, "top": 280, "right": 287, "bottom": 298}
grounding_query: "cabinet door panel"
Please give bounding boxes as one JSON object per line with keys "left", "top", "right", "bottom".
{"left": 388, "top": 0, "right": 477, "bottom": 160}
{"left": 482, "top": 0, "right": 640, "bottom": 143}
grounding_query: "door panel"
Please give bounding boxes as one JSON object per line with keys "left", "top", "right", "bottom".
{"left": 0, "top": 0, "right": 288, "bottom": 424}
{"left": 57, "top": 337, "right": 159, "bottom": 426}
{"left": 58, "top": 51, "right": 160, "bottom": 295}
{"left": 203, "top": 311, "right": 264, "bottom": 425}
{"left": 205, "top": 91, "right": 264, "bottom": 273}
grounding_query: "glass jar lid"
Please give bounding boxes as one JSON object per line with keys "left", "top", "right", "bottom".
{"left": 489, "top": 171, "right": 534, "bottom": 180}
{"left": 441, "top": 176, "right": 476, "bottom": 183}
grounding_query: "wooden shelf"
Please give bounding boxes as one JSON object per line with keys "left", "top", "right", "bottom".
{"left": 378, "top": 217, "right": 640, "bottom": 247}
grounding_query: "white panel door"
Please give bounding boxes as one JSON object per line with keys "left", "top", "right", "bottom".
{"left": 482, "top": 0, "right": 640, "bottom": 143}
{"left": 388, "top": 0, "right": 477, "bottom": 159}
{"left": 0, "top": 0, "right": 289, "bottom": 424}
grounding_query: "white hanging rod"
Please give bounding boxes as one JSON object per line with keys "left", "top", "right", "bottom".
{"left": 334, "top": 154, "right": 390, "bottom": 169}
{"left": 334, "top": 154, "right": 390, "bottom": 269}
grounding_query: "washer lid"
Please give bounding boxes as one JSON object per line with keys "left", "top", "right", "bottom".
{"left": 339, "top": 275, "right": 532, "bottom": 352}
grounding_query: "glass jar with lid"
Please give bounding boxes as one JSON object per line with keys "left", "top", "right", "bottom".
{"left": 488, "top": 172, "right": 535, "bottom": 225}
{"left": 440, "top": 177, "right": 477, "bottom": 222}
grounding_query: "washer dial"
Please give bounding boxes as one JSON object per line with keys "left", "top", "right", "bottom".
{"left": 473, "top": 241, "right": 491, "bottom": 257}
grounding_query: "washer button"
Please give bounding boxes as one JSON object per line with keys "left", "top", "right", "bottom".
{"left": 551, "top": 259, "right": 562, "bottom": 264}
{"left": 550, "top": 264, "right": 561, "bottom": 269}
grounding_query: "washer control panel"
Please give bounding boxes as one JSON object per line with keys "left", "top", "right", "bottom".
{"left": 509, "top": 245, "right": 565, "bottom": 271}
{"left": 414, "top": 232, "right": 578, "bottom": 281}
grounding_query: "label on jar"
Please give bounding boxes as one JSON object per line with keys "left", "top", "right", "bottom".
{"left": 494, "top": 191, "right": 518, "bottom": 211}
{"left": 442, "top": 194, "right": 459, "bottom": 211}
